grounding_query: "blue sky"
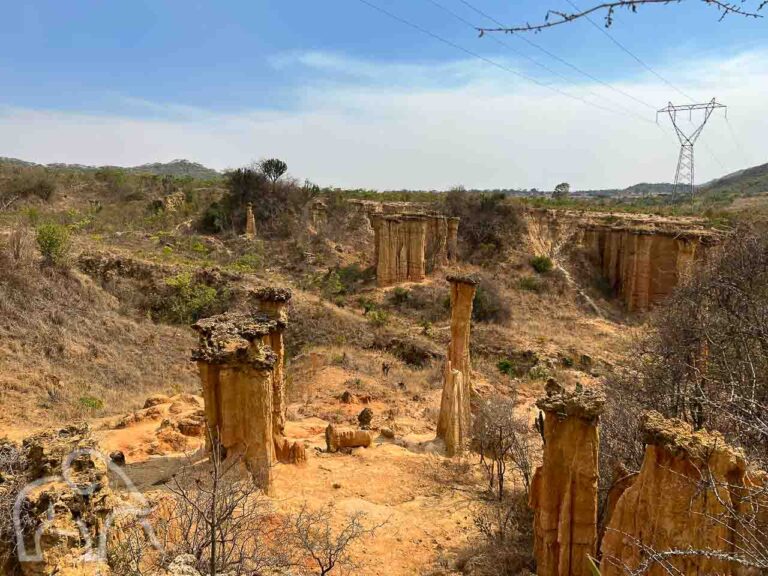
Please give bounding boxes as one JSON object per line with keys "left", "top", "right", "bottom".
{"left": 1, "top": 1, "right": 766, "bottom": 189}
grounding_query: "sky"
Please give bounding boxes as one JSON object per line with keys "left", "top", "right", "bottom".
{"left": 0, "top": 1, "right": 766, "bottom": 190}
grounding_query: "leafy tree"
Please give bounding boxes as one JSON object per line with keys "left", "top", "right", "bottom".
{"left": 259, "top": 158, "right": 288, "bottom": 194}
{"left": 552, "top": 182, "right": 570, "bottom": 200}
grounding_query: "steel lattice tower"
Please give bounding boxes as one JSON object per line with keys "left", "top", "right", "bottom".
{"left": 657, "top": 98, "right": 726, "bottom": 201}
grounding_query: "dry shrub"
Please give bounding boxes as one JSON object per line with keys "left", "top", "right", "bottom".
{"left": 458, "top": 492, "right": 535, "bottom": 576}
{"left": 625, "top": 222, "right": 768, "bottom": 465}
{"left": 442, "top": 188, "right": 523, "bottom": 263}
{"left": 7, "top": 223, "right": 34, "bottom": 265}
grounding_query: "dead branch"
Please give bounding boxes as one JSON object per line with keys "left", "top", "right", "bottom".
{"left": 478, "top": 1, "right": 764, "bottom": 35}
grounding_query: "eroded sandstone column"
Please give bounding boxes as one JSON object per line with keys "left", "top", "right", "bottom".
{"left": 245, "top": 202, "right": 256, "bottom": 238}
{"left": 251, "top": 287, "right": 306, "bottom": 464}
{"left": 192, "top": 312, "right": 278, "bottom": 490}
{"left": 530, "top": 386, "right": 605, "bottom": 576}
{"left": 601, "top": 412, "right": 751, "bottom": 576}
{"left": 437, "top": 274, "right": 478, "bottom": 456}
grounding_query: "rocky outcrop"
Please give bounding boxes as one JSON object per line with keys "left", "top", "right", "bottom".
{"left": 370, "top": 214, "right": 459, "bottom": 287}
{"left": 437, "top": 274, "right": 478, "bottom": 456}
{"left": 245, "top": 202, "right": 256, "bottom": 238}
{"left": 581, "top": 226, "right": 714, "bottom": 312}
{"left": 601, "top": 412, "right": 755, "bottom": 576}
{"left": 529, "top": 386, "right": 606, "bottom": 576}
{"left": 7, "top": 425, "right": 116, "bottom": 576}
{"left": 192, "top": 312, "right": 279, "bottom": 490}
{"left": 325, "top": 425, "right": 375, "bottom": 452}
{"left": 250, "top": 287, "right": 306, "bottom": 465}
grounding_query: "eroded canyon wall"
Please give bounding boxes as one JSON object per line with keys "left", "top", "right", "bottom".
{"left": 370, "top": 213, "right": 459, "bottom": 287}
{"left": 437, "top": 274, "right": 478, "bottom": 457}
{"left": 581, "top": 226, "right": 711, "bottom": 312}
{"left": 524, "top": 208, "right": 719, "bottom": 312}
{"left": 529, "top": 385, "right": 605, "bottom": 576}
{"left": 601, "top": 412, "right": 757, "bottom": 576}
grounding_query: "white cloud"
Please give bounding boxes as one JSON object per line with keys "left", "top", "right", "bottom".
{"left": 0, "top": 49, "right": 765, "bottom": 190}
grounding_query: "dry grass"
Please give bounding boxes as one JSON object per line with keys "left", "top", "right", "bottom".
{"left": 0, "top": 246, "right": 198, "bottom": 431}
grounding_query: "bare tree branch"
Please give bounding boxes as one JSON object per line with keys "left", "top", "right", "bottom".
{"left": 478, "top": 1, "right": 764, "bottom": 35}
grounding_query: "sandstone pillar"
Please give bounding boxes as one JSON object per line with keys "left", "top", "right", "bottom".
{"left": 251, "top": 287, "right": 306, "bottom": 464}
{"left": 601, "top": 412, "right": 751, "bottom": 576}
{"left": 437, "top": 274, "right": 478, "bottom": 456}
{"left": 438, "top": 366, "right": 464, "bottom": 457}
{"left": 530, "top": 386, "right": 605, "bottom": 576}
{"left": 192, "top": 312, "right": 278, "bottom": 490}
{"left": 245, "top": 202, "right": 256, "bottom": 238}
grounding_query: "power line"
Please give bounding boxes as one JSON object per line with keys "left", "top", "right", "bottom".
{"left": 426, "top": 0, "right": 654, "bottom": 122}
{"left": 725, "top": 116, "right": 752, "bottom": 166}
{"left": 563, "top": 0, "right": 735, "bottom": 173}
{"left": 458, "top": 0, "right": 659, "bottom": 112}
{"left": 563, "top": 0, "right": 696, "bottom": 102}
{"left": 353, "top": 0, "right": 636, "bottom": 117}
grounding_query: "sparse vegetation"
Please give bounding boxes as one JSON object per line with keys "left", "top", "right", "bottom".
{"left": 35, "top": 222, "right": 71, "bottom": 266}
{"left": 529, "top": 255, "right": 553, "bottom": 274}
{"left": 153, "top": 272, "right": 229, "bottom": 324}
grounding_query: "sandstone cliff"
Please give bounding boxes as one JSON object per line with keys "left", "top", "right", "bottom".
{"left": 601, "top": 412, "right": 756, "bottom": 576}
{"left": 581, "top": 226, "right": 713, "bottom": 312}
{"left": 370, "top": 213, "right": 459, "bottom": 287}
{"left": 523, "top": 208, "right": 720, "bottom": 312}
{"left": 437, "top": 274, "right": 478, "bottom": 456}
{"left": 529, "top": 386, "right": 605, "bottom": 576}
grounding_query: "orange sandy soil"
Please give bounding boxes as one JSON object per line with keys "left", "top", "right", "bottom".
{"left": 83, "top": 347, "right": 555, "bottom": 575}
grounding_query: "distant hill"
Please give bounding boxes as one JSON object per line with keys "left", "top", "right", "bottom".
{"left": 126, "top": 159, "right": 221, "bottom": 179}
{"left": 0, "top": 157, "right": 221, "bottom": 180}
{"left": 700, "top": 161, "right": 768, "bottom": 197}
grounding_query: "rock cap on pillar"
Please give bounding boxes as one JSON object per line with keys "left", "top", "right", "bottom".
{"left": 445, "top": 273, "right": 480, "bottom": 286}
{"left": 250, "top": 286, "right": 293, "bottom": 326}
{"left": 535, "top": 384, "right": 606, "bottom": 422}
{"left": 191, "top": 312, "right": 278, "bottom": 366}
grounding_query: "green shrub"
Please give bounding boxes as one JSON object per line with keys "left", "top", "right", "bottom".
{"left": 158, "top": 272, "right": 221, "bottom": 324}
{"left": 78, "top": 395, "right": 104, "bottom": 411}
{"left": 518, "top": 276, "right": 544, "bottom": 292}
{"left": 337, "top": 263, "right": 373, "bottom": 293}
{"left": 497, "top": 358, "right": 516, "bottom": 376}
{"left": 320, "top": 270, "right": 344, "bottom": 300}
{"left": 36, "top": 223, "right": 71, "bottom": 266}
{"left": 390, "top": 287, "right": 411, "bottom": 306}
{"left": 200, "top": 201, "right": 229, "bottom": 233}
{"left": 530, "top": 255, "right": 554, "bottom": 274}
{"left": 357, "top": 297, "right": 377, "bottom": 315}
{"left": 528, "top": 364, "right": 551, "bottom": 381}
{"left": 367, "top": 309, "right": 390, "bottom": 327}
{"left": 230, "top": 252, "right": 263, "bottom": 273}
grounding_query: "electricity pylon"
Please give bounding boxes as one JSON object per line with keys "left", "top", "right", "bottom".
{"left": 657, "top": 98, "right": 726, "bottom": 201}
